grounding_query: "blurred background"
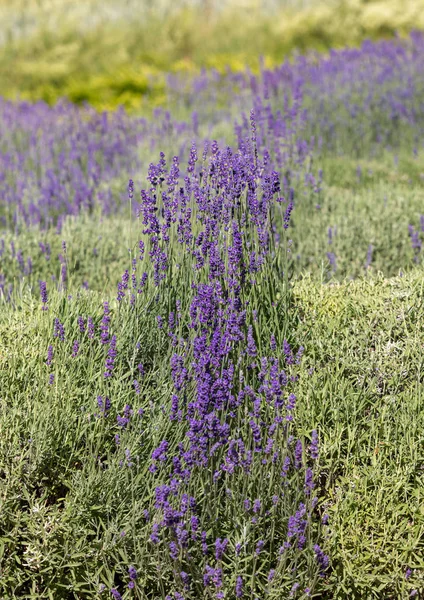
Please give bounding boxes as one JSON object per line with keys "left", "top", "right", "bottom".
{"left": 1, "top": 0, "right": 424, "bottom": 113}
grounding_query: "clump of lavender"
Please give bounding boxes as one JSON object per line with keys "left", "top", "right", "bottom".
{"left": 120, "top": 146, "right": 327, "bottom": 597}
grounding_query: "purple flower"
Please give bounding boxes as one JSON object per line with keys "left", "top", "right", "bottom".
{"left": 287, "top": 503, "right": 307, "bottom": 547}
{"left": 255, "top": 540, "right": 265, "bottom": 555}
{"left": 201, "top": 531, "right": 208, "bottom": 555}
{"left": 97, "top": 396, "right": 111, "bottom": 416}
{"left": 313, "top": 544, "right": 329, "bottom": 575}
{"left": 117, "top": 270, "right": 129, "bottom": 302}
{"left": 104, "top": 335, "right": 117, "bottom": 378}
{"left": 128, "top": 565, "right": 137, "bottom": 580}
{"left": 281, "top": 455, "right": 290, "bottom": 478}
{"left": 128, "top": 179, "right": 134, "bottom": 200}
{"left": 235, "top": 575, "right": 243, "bottom": 598}
{"left": 283, "top": 201, "right": 294, "bottom": 229}
{"left": 72, "top": 340, "right": 79, "bottom": 358}
{"left": 247, "top": 325, "right": 257, "bottom": 357}
{"left": 294, "top": 440, "right": 303, "bottom": 469}
{"left": 327, "top": 251, "right": 337, "bottom": 272}
{"left": 46, "top": 345, "right": 54, "bottom": 366}
{"left": 48, "top": 373, "right": 55, "bottom": 385}
{"left": 150, "top": 523, "right": 160, "bottom": 544}
{"left": 39, "top": 281, "right": 48, "bottom": 310}
{"left": 215, "top": 538, "right": 229, "bottom": 560}
{"left": 77, "top": 316, "right": 85, "bottom": 333}
{"left": 100, "top": 302, "right": 110, "bottom": 344}
{"left": 61, "top": 263, "right": 67, "bottom": 289}
{"left": 110, "top": 590, "right": 122, "bottom": 600}
{"left": 203, "top": 565, "right": 222, "bottom": 588}
{"left": 152, "top": 440, "right": 169, "bottom": 463}
{"left": 53, "top": 318, "right": 65, "bottom": 341}
{"left": 180, "top": 571, "right": 190, "bottom": 587}
{"left": 304, "top": 467, "right": 314, "bottom": 495}
{"left": 283, "top": 339, "right": 294, "bottom": 364}
{"left": 139, "top": 240, "right": 145, "bottom": 261}
{"left": 169, "top": 541, "right": 179, "bottom": 560}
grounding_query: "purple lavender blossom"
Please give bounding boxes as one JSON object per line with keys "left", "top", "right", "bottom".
{"left": 97, "top": 396, "right": 111, "bottom": 417}
{"left": 235, "top": 576, "right": 243, "bottom": 598}
{"left": 247, "top": 325, "right": 257, "bottom": 357}
{"left": 39, "top": 281, "right": 48, "bottom": 310}
{"left": 304, "top": 468, "right": 314, "bottom": 495}
{"left": 313, "top": 544, "right": 329, "bottom": 576}
{"left": 77, "top": 316, "right": 85, "bottom": 333}
{"left": 310, "top": 429, "right": 319, "bottom": 460}
{"left": 46, "top": 345, "right": 54, "bottom": 366}
{"left": 215, "top": 538, "right": 229, "bottom": 560}
{"left": 294, "top": 440, "right": 303, "bottom": 469}
{"left": 150, "top": 524, "right": 160, "bottom": 544}
{"left": 72, "top": 340, "right": 79, "bottom": 358}
{"left": 104, "top": 335, "right": 117, "bottom": 378}
{"left": 100, "top": 302, "right": 110, "bottom": 344}
{"left": 117, "top": 270, "right": 129, "bottom": 302}
{"left": 128, "top": 565, "right": 137, "bottom": 580}
{"left": 255, "top": 540, "right": 265, "bottom": 555}
{"left": 283, "top": 201, "right": 294, "bottom": 229}
{"left": 53, "top": 318, "right": 65, "bottom": 341}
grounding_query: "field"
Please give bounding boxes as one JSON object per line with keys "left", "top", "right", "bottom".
{"left": 1, "top": 2, "right": 424, "bottom": 599}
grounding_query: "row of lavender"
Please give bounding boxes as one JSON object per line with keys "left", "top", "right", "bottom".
{"left": 170, "top": 32, "right": 424, "bottom": 159}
